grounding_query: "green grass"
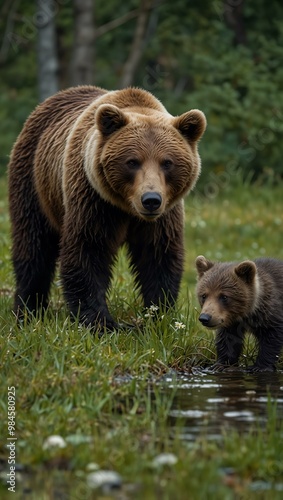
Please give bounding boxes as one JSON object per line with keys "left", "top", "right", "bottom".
{"left": 1, "top": 172, "right": 283, "bottom": 499}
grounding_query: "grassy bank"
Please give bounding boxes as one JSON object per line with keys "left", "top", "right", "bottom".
{"left": 1, "top": 173, "right": 283, "bottom": 499}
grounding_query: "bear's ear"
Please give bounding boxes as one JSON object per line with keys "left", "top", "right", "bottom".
{"left": 173, "top": 109, "right": 206, "bottom": 142}
{"left": 234, "top": 261, "right": 256, "bottom": 284}
{"left": 195, "top": 255, "right": 214, "bottom": 278}
{"left": 96, "top": 104, "right": 128, "bottom": 136}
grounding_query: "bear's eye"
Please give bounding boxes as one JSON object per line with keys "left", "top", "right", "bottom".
{"left": 126, "top": 159, "right": 140, "bottom": 169}
{"left": 200, "top": 293, "right": 206, "bottom": 303}
{"left": 219, "top": 294, "right": 228, "bottom": 304}
{"left": 161, "top": 159, "right": 173, "bottom": 170}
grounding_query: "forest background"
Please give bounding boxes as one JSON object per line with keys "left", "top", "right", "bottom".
{"left": 0, "top": 0, "right": 283, "bottom": 186}
{"left": 1, "top": 3, "right": 283, "bottom": 496}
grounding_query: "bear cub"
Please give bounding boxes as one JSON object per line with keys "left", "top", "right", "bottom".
{"left": 196, "top": 255, "right": 283, "bottom": 371}
{"left": 8, "top": 85, "right": 206, "bottom": 331}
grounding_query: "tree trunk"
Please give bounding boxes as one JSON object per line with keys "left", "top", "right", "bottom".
{"left": 120, "top": 0, "right": 153, "bottom": 88}
{"left": 37, "top": 0, "right": 59, "bottom": 101}
{"left": 224, "top": 0, "right": 247, "bottom": 45}
{"left": 71, "top": 0, "right": 95, "bottom": 86}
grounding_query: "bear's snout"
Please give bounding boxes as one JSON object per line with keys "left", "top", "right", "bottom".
{"left": 141, "top": 192, "right": 162, "bottom": 213}
{"left": 199, "top": 312, "right": 212, "bottom": 326}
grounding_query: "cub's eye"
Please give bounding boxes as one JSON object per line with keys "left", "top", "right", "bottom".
{"left": 126, "top": 159, "right": 140, "bottom": 169}
{"left": 161, "top": 159, "right": 173, "bottom": 170}
{"left": 219, "top": 294, "right": 228, "bottom": 304}
{"left": 200, "top": 294, "right": 206, "bottom": 303}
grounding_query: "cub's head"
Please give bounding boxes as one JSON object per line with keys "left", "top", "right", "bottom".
{"left": 195, "top": 255, "right": 259, "bottom": 328}
{"left": 85, "top": 101, "right": 206, "bottom": 220}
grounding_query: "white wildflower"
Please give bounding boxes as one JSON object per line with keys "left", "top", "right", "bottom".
{"left": 144, "top": 304, "right": 159, "bottom": 317}
{"left": 86, "top": 462, "right": 100, "bottom": 472}
{"left": 174, "top": 321, "right": 186, "bottom": 330}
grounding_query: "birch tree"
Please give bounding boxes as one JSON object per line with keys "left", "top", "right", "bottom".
{"left": 37, "top": 0, "right": 59, "bottom": 101}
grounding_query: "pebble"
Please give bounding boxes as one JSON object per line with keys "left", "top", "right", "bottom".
{"left": 87, "top": 470, "right": 122, "bottom": 491}
{"left": 152, "top": 453, "right": 178, "bottom": 467}
{"left": 42, "top": 435, "right": 66, "bottom": 450}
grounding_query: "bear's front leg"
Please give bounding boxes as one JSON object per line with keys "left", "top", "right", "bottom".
{"left": 215, "top": 325, "right": 245, "bottom": 366}
{"left": 127, "top": 208, "right": 184, "bottom": 310}
{"left": 248, "top": 329, "right": 283, "bottom": 372}
{"left": 60, "top": 223, "right": 121, "bottom": 332}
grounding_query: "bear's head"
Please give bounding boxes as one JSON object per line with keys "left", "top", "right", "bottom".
{"left": 195, "top": 255, "right": 260, "bottom": 328}
{"left": 85, "top": 100, "right": 206, "bottom": 220}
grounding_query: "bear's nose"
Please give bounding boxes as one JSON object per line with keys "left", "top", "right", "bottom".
{"left": 199, "top": 313, "right": 212, "bottom": 326}
{"left": 141, "top": 192, "right": 162, "bottom": 212}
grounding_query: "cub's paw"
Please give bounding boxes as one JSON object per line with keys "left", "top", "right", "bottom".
{"left": 246, "top": 364, "right": 276, "bottom": 373}
{"left": 203, "top": 362, "right": 242, "bottom": 373}
{"left": 203, "top": 363, "right": 227, "bottom": 373}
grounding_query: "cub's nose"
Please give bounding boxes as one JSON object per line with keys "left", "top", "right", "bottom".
{"left": 141, "top": 192, "right": 162, "bottom": 212}
{"left": 199, "top": 313, "right": 212, "bottom": 326}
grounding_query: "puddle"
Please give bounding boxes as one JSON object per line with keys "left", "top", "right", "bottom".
{"left": 2, "top": 370, "right": 283, "bottom": 498}
{"left": 158, "top": 370, "right": 283, "bottom": 441}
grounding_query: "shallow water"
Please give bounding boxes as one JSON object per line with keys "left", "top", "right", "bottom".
{"left": 159, "top": 370, "right": 283, "bottom": 441}
{"left": 3, "top": 370, "right": 283, "bottom": 498}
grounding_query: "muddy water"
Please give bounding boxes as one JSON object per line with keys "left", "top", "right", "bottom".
{"left": 160, "top": 370, "right": 283, "bottom": 440}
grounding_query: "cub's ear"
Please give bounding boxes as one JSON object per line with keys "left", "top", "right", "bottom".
{"left": 195, "top": 255, "right": 214, "bottom": 278}
{"left": 96, "top": 104, "right": 128, "bottom": 136}
{"left": 173, "top": 109, "right": 206, "bottom": 142}
{"left": 234, "top": 260, "right": 256, "bottom": 284}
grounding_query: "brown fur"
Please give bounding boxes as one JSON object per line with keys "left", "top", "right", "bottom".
{"left": 196, "top": 255, "right": 283, "bottom": 371}
{"left": 8, "top": 85, "right": 206, "bottom": 330}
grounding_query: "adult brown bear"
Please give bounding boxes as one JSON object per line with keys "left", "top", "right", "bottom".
{"left": 9, "top": 86, "right": 206, "bottom": 331}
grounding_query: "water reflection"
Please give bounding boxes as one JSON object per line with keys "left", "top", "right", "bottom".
{"left": 159, "top": 370, "right": 283, "bottom": 441}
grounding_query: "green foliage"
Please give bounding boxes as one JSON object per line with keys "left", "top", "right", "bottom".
{"left": 1, "top": 1, "right": 283, "bottom": 178}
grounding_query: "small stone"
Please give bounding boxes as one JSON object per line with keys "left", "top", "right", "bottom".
{"left": 87, "top": 470, "right": 122, "bottom": 491}
{"left": 152, "top": 453, "right": 178, "bottom": 467}
{"left": 43, "top": 435, "right": 67, "bottom": 450}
